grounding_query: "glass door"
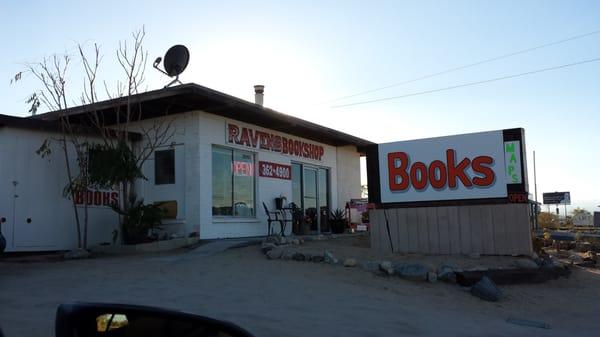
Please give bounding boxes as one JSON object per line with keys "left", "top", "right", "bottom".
{"left": 291, "top": 163, "right": 331, "bottom": 235}
{"left": 318, "top": 168, "right": 330, "bottom": 232}
{"left": 303, "top": 168, "right": 318, "bottom": 233}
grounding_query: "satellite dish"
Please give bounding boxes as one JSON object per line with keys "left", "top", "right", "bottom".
{"left": 163, "top": 45, "right": 189, "bottom": 77}
{"left": 153, "top": 45, "right": 190, "bottom": 87}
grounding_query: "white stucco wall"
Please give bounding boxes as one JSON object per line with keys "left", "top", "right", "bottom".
{"left": 0, "top": 128, "right": 119, "bottom": 252}
{"left": 336, "top": 145, "right": 361, "bottom": 210}
{"left": 129, "top": 110, "right": 363, "bottom": 240}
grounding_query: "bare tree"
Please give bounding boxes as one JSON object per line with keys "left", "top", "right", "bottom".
{"left": 14, "top": 54, "right": 91, "bottom": 248}
{"left": 13, "top": 27, "right": 175, "bottom": 249}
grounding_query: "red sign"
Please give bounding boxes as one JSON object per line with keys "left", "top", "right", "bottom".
{"left": 508, "top": 192, "right": 528, "bottom": 203}
{"left": 387, "top": 149, "right": 495, "bottom": 191}
{"left": 74, "top": 190, "right": 119, "bottom": 207}
{"left": 227, "top": 123, "right": 325, "bottom": 161}
{"left": 232, "top": 161, "right": 254, "bottom": 176}
{"left": 259, "top": 161, "right": 291, "bottom": 180}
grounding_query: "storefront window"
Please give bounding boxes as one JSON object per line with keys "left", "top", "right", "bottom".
{"left": 212, "top": 146, "right": 255, "bottom": 217}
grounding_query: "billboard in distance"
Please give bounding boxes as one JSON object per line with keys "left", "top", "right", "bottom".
{"left": 542, "top": 192, "right": 571, "bottom": 205}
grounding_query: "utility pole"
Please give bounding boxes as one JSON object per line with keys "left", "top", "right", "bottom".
{"left": 533, "top": 151, "right": 538, "bottom": 204}
{"left": 533, "top": 150, "right": 539, "bottom": 229}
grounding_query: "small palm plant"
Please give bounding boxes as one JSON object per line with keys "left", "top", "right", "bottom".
{"left": 330, "top": 209, "right": 347, "bottom": 234}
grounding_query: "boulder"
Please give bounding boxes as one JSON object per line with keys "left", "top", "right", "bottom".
{"left": 427, "top": 271, "right": 438, "bottom": 283}
{"left": 395, "top": 263, "right": 428, "bottom": 281}
{"left": 343, "top": 258, "right": 357, "bottom": 267}
{"left": 437, "top": 265, "right": 457, "bottom": 283}
{"left": 311, "top": 255, "right": 325, "bottom": 263}
{"left": 63, "top": 248, "right": 91, "bottom": 260}
{"left": 291, "top": 239, "right": 300, "bottom": 245}
{"left": 266, "top": 247, "right": 284, "bottom": 259}
{"left": 513, "top": 258, "right": 540, "bottom": 270}
{"left": 568, "top": 254, "right": 583, "bottom": 265}
{"left": 379, "top": 261, "right": 394, "bottom": 275}
{"left": 582, "top": 251, "right": 596, "bottom": 261}
{"left": 575, "top": 242, "right": 593, "bottom": 252}
{"left": 470, "top": 276, "right": 502, "bottom": 302}
{"left": 360, "top": 261, "right": 380, "bottom": 272}
{"left": 292, "top": 252, "right": 306, "bottom": 261}
{"left": 281, "top": 250, "right": 296, "bottom": 260}
{"left": 264, "top": 236, "right": 280, "bottom": 245}
{"left": 324, "top": 250, "right": 338, "bottom": 264}
{"left": 261, "top": 242, "right": 277, "bottom": 254}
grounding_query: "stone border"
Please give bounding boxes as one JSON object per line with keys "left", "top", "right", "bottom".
{"left": 89, "top": 237, "right": 200, "bottom": 254}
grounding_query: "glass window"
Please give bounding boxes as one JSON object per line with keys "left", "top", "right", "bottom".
{"left": 155, "top": 149, "right": 175, "bottom": 185}
{"left": 212, "top": 146, "right": 255, "bottom": 217}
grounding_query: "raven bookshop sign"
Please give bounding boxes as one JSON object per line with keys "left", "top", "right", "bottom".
{"left": 226, "top": 122, "right": 325, "bottom": 161}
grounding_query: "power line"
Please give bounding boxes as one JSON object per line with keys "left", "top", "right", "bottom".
{"left": 331, "top": 56, "right": 600, "bottom": 108}
{"left": 330, "top": 28, "right": 600, "bottom": 102}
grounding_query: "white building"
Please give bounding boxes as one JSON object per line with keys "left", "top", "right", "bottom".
{"left": 0, "top": 84, "right": 372, "bottom": 252}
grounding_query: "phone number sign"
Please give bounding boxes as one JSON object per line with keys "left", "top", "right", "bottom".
{"left": 259, "top": 161, "right": 291, "bottom": 180}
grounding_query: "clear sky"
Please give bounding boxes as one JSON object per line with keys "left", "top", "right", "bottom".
{"left": 1, "top": 1, "right": 599, "bottom": 213}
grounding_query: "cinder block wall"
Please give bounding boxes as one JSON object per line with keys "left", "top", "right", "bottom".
{"left": 370, "top": 204, "right": 533, "bottom": 256}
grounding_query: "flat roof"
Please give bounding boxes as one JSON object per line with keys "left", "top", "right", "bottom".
{"left": 32, "top": 83, "right": 374, "bottom": 149}
{"left": 0, "top": 113, "right": 61, "bottom": 132}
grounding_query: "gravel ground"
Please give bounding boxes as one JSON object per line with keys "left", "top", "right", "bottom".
{"left": 1, "top": 236, "right": 599, "bottom": 337}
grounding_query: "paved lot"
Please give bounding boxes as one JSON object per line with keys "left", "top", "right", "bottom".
{"left": 1, "top": 240, "right": 599, "bottom": 337}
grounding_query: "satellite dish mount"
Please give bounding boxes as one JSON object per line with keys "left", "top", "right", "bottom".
{"left": 153, "top": 45, "right": 190, "bottom": 88}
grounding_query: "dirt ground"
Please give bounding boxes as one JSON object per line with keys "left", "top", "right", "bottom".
{"left": 1, "top": 236, "right": 599, "bottom": 337}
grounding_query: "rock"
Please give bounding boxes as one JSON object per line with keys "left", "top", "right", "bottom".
{"left": 395, "top": 263, "right": 428, "bottom": 281}
{"left": 379, "top": 261, "right": 394, "bottom": 275}
{"left": 304, "top": 253, "right": 313, "bottom": 261}
{"left": 264, "top": 236, "right": 280, "bottom": 245}
{"left": 266, "top": 247, "right": 284, "bottom": 259}
{"left": 575, "top": 242, "right": 593, "bottom": 252}
{"left": 63, "top": 248, "right": 90, "bottom": 260}
{"left": 324, "top": 250, "right": 338, "bottom": 264}
{"left": 470, "top": 276, "right": 502, "bottom": 302}
{"left": 568, "top": 254, "right": 583, "bottom": 265}
{"left": 279, "top": 237, "right": 288, "bottom": 245}
{"left": 582, "top": 251, "right": 596, "bottom": 261}
{"left": 427, "top": 271, "right": 438, "bottom": 283}
{"left": 361, "top": 261, "right": 380, "bottom": 272}
{"left": 281, "top": 250, "right": 296, "bottom": 260}
{"left": 292, "top": 252, "right": 306, "bottom": 261}
{"left": 291, "top": 239, "right": 300, "bottom": 245}
{"left": 261, "top": 242, "right": 277, "bottom": 254}
{"left": 311, "top": 255, "right": 325, "bottom": 263}
{"left": 513, "top": 258, "right": 539, "bottom": 270}
{"left": 343, "top": 258, "right": 357, "bottom": 267}
{"left": 437, "top": 265, "right": 457, "bottom": 283}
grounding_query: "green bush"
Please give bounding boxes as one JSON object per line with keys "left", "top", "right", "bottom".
{"left": 112, "top": 195, "right": 166, "bottom": 244}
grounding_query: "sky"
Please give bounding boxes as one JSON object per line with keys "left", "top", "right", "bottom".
{"left": 1, "top": 0, "right": 599, "bottom": 214}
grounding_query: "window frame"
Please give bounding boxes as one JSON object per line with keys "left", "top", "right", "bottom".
{"left": 154, "top": 148, "right": 176, "bottom": 185}
{"left": 211, "top": 145, "right": 257, "bottom": 218}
